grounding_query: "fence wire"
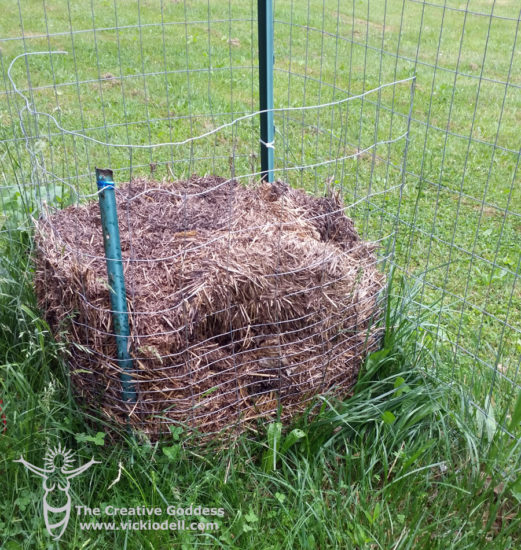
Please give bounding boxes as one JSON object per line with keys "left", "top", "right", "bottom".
{"left": 0, "top": 0, "right": 519, "bottom": 443}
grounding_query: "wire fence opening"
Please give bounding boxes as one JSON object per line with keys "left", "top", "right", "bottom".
{"left": 0, "top": 0, "right": 519, "bottom": 446}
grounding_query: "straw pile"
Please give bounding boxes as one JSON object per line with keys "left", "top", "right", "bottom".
{"left": 35, "top": 175, "right": 384, "bottom": 437}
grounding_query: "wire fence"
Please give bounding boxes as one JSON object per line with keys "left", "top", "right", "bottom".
{"left": 0, "top": 0, "right": 519, "bottom": 442}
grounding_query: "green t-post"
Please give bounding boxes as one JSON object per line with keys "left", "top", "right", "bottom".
{"left": 96, "top": 167, "right": 137, "bottom": 406}
{"left": 258, "top": 0, "right": 275, "bottom": 182}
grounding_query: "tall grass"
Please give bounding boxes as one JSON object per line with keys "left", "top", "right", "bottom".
{"left": 0, "top": 237, "right": 519, "bottom": 549}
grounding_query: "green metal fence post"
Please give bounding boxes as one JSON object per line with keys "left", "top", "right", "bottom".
{"left": 258, "top": 0, "right": 275, "bottom": 182}
{"left": 96, "top": 167, "right": 137, "bottom": 405}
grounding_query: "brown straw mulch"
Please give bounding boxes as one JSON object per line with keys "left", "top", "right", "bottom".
{"left": 35, "top": 175, "right": 385, "bottom": 437}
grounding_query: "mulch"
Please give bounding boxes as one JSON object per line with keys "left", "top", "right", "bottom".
{"left": 35, "top": 175, "right": 384, "bottom": 438}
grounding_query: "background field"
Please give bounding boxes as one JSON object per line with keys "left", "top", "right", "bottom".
{"left": 0, "top": 0, "right": 520, "bottom": 549}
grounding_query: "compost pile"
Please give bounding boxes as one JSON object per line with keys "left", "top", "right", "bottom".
{"left": 35, "top": 175, "right": 384, "bottom": 437}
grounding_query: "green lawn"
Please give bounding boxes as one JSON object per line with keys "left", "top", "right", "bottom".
{"left": 0, "top": 0, "right": 520, "bottom": 548}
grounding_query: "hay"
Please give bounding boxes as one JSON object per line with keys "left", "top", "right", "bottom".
{"left": 35, "top": 175, "right": 385, "bottom": 437}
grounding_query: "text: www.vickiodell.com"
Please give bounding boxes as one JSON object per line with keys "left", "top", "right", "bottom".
{"left": 80, "top": 520, "right": 218, "bottom": 531}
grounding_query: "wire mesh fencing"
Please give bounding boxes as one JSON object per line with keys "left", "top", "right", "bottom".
{"left": 5, "top": 47, "right": 413, "bottom": 436}
{"left": 0, "top": 0, "right": 519, "bottom": 444}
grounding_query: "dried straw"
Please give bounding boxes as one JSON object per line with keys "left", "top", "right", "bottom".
{"left": 35, "top": 176, "right": 385, "bottom": 437}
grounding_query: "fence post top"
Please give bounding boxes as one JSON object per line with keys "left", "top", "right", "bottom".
{"left": 95, "top": 167, "right": 115, "bottom": 190}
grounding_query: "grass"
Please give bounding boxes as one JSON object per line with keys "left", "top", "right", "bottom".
{"left": 0, "top": 0, "right": 521, "bottom": 548}
{"left": 1, "top": 236, "right": 520, "bottom": 549}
